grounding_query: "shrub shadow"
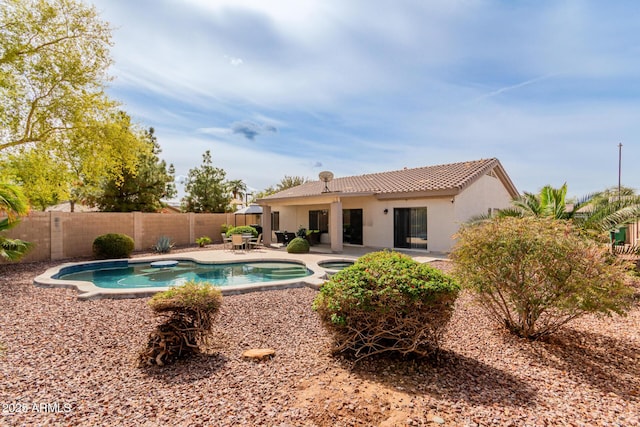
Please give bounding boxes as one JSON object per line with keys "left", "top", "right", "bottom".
{"left": 528, "top": 327, "right": 640, "bottom": 401}
{"left": 140, "top": 352, "right": 229, "bottom": 384}
{"left": 337, "top": 349, "right": 537, "bottom": 407}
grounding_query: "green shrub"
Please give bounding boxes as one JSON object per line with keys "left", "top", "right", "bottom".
{"left": 451, "top": 217, "right": 634, "bottom": 339}
{"left": 139, "top": 281, "right": 223, "bottom": 367}
{"left": 92, "top": 233, "right": 135, "bottom": 259}
{"left": 220, "top": 223, "right": 231, "bottom": 234}
{"left": 313, "top": 250, "right": 460, "bottom": 360}
{"left": 287, "top": 237, "right": 310, "bottom": 253}
{"left": 152, "top": 236, "right": 174, "bottom": 253}
{"left": 226, "top": 225, "right": 257, "bottom": 237}
{"left": 196, "top": 236, "right": 212, "bottom": 247}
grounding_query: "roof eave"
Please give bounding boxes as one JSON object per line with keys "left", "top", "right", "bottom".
{"left": 375, "top": 188, "right": 461, "bottom": 200}
{"left": 257, "top": 191, "right": 376, "bottom": 204}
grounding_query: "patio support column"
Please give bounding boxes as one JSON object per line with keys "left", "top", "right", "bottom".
{"left": 262, "top": 205, "right": 272, "bottom": 246}
{"left": 330, "top": 199, "right": 343, "bottom": 253}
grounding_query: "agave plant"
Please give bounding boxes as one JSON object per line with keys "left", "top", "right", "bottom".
{"left": 153, "top": 236, "right": 175, "bottom": 253}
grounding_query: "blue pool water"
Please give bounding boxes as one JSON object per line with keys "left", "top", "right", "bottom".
{"left": 318, "top": 260, "right": 354, "bottom": 270}
{"left": 55, "top": 260, "right": 311, "bottom": 289}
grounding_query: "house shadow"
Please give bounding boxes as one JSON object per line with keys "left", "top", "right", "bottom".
{"left": 526, "top": 327, "right": 640, "bottom": 401}
{"left": 139, "top": 352, "right": 229, "bottom": 384}
{"left": 337, "top": 349, "right": 537, "bottom": 407}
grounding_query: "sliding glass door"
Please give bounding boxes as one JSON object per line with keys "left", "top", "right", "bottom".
{"left": 343, "top": 209, "right": 363, "bottom": 245}
{"left": 394, "top": 208, "right": 427, "bottom": 250}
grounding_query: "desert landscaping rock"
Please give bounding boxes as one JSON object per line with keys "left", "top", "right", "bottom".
{"left": 0, "top": 249, "right": 638, "bottom": 426}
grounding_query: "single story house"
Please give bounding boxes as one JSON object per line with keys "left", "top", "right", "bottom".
{"left": 257, "top": 158, "right": 519, "bottom": 253}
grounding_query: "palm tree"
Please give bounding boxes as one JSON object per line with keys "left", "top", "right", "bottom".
{"left": 476, "top": 184, "right": 640, "bottom": 254}
{"left": 571, "top": 187, "right": 640, "bottom": 251}
{"left": 510, "top": 183, "right": 570, "bottom": 219}
{"left": 469, "top": 183, "right": 570, "bottom": 223}
{"left": 0, "top": 183, "right": 33, "bottom": 261}
{"left": 226, "top": 179, "right": 247, "bottom": 201}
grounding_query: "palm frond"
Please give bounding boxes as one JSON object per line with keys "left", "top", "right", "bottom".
{"left": 0, "top": 236, "right": 33, "bottom": 261}
{"left": 612, "top": 244, "right": 640, "bottom": 256}
{"left": 596, "top": 205, "right": 640, "bottom": 232}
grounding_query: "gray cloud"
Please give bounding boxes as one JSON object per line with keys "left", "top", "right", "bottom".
{"left": 231, "top": 121, "right": 278, "bottom": 140}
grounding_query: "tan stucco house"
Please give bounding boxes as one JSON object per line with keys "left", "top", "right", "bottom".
{"left": 257, "top": 158, "right": 519, "bottom": 253}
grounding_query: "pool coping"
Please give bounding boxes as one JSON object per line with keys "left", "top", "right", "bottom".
{"left": 33, "top": 251, "right": 359, "bottom": 300}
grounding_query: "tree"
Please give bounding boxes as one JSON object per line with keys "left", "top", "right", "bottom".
{"left": 2, "top": 146, "right": 70, "bottom": 210}
{"left": 253, "top": 185, "right": 277, "bottom": 200}
{"left": 572, "top": 186, "right": 640, "bottom": 236}
{"left": 181, "top": 151, "right": 230, "bottom": 213}
{"left": 254, "top": 175, "right": 309, "bottom": 199}
{"left": 227, "top": 179, "right": 247, "bottom": 201}
{"left": 1, "top": 110, "right": 150, "bottom": 211}
{"left": 276, "top": 175, "right": 308, "bottom": 191}
{"left": 0, "top": 0, "right": 147, "bottom": 212}
{"left": 477, "top": 184, "right": 640, "bottom": 253}
{"left": 0, "top": 183, "right": 32, "bottom": 260}
{"left": 0, "top": 0, "right": 113, "bottom": 151}
{"left": 512, "top": 183, "right": 570, "bottom": 219}
{"left": 94, "top": 128, "right": 177, "bottom": 212}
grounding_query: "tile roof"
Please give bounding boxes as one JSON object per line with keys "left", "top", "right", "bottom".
{"left": 261, "top": 158, "right": 517, "bottom": 201}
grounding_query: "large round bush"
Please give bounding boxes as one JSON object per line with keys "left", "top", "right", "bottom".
{"left": 92, "top": 233, "right": 134, "bottom": 259}
{"left": 313, "top": 251, "right": 459, "bottom": 360}
{"left": 451, "top": 217, "right": 633, "bottom": 339}
{"left": 286, "top": 237, "right": 310, "bottom": 253}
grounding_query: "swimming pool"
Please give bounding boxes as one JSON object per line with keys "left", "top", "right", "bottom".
{"left": 54, "top": 260, "right": 312, "bottom": 289}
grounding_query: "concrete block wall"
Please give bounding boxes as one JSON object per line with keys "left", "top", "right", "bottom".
{"left": 62, "top": 213, "right": 135, "bottom": 259}
{"left": 2, "top": 211, "right": 247, "bottom": 263}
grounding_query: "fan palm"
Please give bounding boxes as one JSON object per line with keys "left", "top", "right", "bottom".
{"left": 474, "top": 184, "right": 640, "bottom": 255}
{"left": 0, "top": 183, "right": 33, "bottom": 261}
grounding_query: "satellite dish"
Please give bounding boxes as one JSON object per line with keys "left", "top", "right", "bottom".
{"left": 319, "top": 171, "right": 334, "bottom": 193}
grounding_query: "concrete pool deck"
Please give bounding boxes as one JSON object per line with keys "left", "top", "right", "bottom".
{"left": 34, "top": 245, "right": 449, "bottom": 300}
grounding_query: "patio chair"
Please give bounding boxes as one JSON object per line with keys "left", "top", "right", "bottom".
{"left": 231, "top": 234, "right": 245, "bottom": 252}
{"left": 248, "top": 233, "right": 263, "bottom": 250}
{"left": 221, "top": 233, "right": 232, "bottom": 250}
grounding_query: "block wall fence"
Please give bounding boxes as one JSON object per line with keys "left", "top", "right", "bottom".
{"left": 3, "top": 212, "right": 260, "bottom": 263}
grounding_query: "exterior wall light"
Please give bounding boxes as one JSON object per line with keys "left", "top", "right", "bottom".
{"left": 383, "top": 208, "right": 389, "bottom": 214}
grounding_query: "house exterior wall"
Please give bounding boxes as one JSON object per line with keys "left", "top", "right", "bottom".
{"left": 266, "top": 196, "right": 458, "bottom": 252}
{"left": 263, "top": 171, "right": 515, "bottom": 253}
{"left": 454, "top": 173, "right": 513, "bottom": 224}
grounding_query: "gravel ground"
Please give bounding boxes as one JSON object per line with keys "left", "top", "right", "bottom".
{"left": 0, "top": 249, "right": 639, "bottom": 426}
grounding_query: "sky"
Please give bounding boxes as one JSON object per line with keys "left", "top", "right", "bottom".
{"left": 88, "top": 0, "right": 640, "bottom": 200}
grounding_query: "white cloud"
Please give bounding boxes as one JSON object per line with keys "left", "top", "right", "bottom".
{"left": 91, "top": 0, "right": 640, "bottom": 198}
{"left": 225, "top": 55, "right": 244, "bottom": 67}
